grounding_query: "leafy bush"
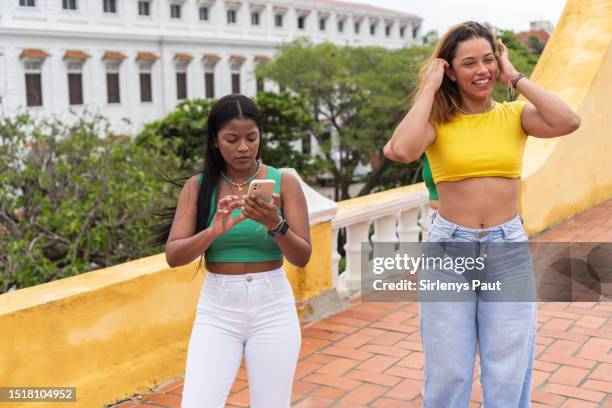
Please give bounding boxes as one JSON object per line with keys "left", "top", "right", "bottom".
{"left": 0, "top": 112, "right": 179, "bottom": 293}
{"left": 136, "top": 98, "right": 214, "bottom": 172}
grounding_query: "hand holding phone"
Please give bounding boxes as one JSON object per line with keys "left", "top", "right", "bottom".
{"left": 243, "top": 179, "right": 281, "bottom": 230}
{"left": 246, "top": 179, "right": 276, "bottom": 203}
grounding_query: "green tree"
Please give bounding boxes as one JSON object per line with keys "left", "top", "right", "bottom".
{"left": 422, "top": 30, "right": 439, "bottom": 46}
{"left": 255, "top": 91, "right": 326, "bottom": 178}
{"left": 258, "top": 39, "right": 431, "bottom": 199}
{"left": 528, "top": 35, "right": 546, "bottom": 55}
{"left": 0, "top": 112, "right": 178, "bottom": 293}
{"left": 136, "top": 98, "right": 214, "bottom": 172}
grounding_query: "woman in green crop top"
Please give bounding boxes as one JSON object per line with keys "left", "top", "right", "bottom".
{"left": 160, "top": 95, "right": 311, "bottom": 408}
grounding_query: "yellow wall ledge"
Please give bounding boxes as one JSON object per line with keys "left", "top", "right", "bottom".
{"left": 0, "top": 254, "right": 203, "bottom": 408}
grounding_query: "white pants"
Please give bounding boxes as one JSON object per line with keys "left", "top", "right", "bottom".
{"left": 181, "top": 268, "right": 301, "bottom": 408}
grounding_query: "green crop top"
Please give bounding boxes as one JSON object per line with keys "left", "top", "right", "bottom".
{"left": 198, "top": 166, "right": 284, "bottom": 263}
{"left": 421, "top": 154, "right": 439, "bottom": 201}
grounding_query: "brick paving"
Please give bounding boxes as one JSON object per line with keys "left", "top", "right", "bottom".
{"left": 109, "top": 200, "right": 612, "bottom": 408}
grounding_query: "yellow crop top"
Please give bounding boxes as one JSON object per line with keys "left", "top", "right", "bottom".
{"left": 426, "top": 101, "right": 527, "bottom": 183}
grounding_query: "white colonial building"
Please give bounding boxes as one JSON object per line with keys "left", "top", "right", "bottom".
{"left": 0, "top": 0, "right": 421, "bottom": 133}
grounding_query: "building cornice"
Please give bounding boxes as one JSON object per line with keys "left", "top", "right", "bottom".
{"left": 0, "top": 28, "right": 288, "bottom": 47}
{"left": 288, "top": 0, "right": 422, "bottom": 22}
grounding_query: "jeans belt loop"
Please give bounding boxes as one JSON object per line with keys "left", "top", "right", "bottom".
{"left": 448, "top": 224, "right": 458, "bottom": 239}
{"left": 501, "top": 223, "right": 512, "bottom": 240}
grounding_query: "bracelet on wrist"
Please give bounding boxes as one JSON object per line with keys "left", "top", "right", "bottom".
{"left": 507, "top": 72, "right": 525, "bottom": 101}
{"left": 511, "top": 73, "right": 525, "bottom": 88}
{"left": 268, "top": 217, "right": 283, "bottom": 232}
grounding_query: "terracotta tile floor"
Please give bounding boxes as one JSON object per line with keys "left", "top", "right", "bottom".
{"left": 110, "top": 200, "right": 612, "bottom": 408}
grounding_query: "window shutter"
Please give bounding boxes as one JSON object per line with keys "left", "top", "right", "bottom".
{"left": 140, "top": 73, "right": 152, "bottom": 102}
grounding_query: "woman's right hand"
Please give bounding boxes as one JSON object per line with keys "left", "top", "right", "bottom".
{"left": 423, "top": 58, "right": 450, "bottom": 90}
{"left": 210, "top": 195, "right": 245, "bottom": 237}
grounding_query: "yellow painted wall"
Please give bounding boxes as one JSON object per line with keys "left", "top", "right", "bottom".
{"left": 520, "top": 0, "right": 612, "bottom": 234}
{"left": 0, "top": 254, "right": 203, "bottom": 408}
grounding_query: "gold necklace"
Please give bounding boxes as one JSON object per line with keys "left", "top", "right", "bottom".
{"left": 458, "top": 100, "right": 495, "bottom": 115}
{"left": 220, "top": 161, "right": 261, "bottom": 193}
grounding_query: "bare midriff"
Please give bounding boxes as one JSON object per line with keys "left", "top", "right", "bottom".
{"left": 436, "top": 177, "right": 520, "bottom": 228}
{"left": 206, "top": 260, "right": 284, "bottom": 275}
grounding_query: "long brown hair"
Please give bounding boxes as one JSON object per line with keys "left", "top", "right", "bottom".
{"left": 414, "top": 21, "right": 500, "bottom": 124}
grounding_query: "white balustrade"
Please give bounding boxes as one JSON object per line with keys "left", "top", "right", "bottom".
{"left": 398, "top": 206, "right": 422, "bottom": 241}
{"left": 333, "top": 189, "right": 428, "bottom": 296}
{"left": 372, "top": 214, "right": 399, "bottom": 243}
{"left": 339, "top": 220, "right": 371, "bottom": 292}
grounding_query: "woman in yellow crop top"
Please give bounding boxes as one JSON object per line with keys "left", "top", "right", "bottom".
{"left": 384, "top": 22, "right": 580, "bottom": 408}
{"left": 160, "top": 95, "right": 311, "bottom": 408}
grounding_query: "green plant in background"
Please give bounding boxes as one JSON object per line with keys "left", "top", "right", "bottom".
{"left": 0, "top": 112, "right": 179, "bottom": 293}
{"left": 136, "top": 98, "right": 214, "bottom": 172}
{"left": 255, "top": 91, "right": 326, "bottom": 178}
{"left": 257, "top": 39, "right": 433, "bottom": 200}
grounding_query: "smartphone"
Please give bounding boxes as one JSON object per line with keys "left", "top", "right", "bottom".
{"left": 247, "top": 179, "right": 276, "bottom": 203}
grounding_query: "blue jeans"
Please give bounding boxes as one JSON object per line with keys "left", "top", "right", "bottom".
{"left": 420, "top": 213, "right": 536, "bottom": 408}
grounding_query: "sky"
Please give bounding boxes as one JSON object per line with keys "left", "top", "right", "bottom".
{"left": 347, "top": 0, "right": 567, "bottom": 35}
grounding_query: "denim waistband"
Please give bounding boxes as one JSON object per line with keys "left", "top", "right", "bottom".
{"left": 431, "top": 212, "right": 523, "bottom": 242}
{"left": 205, "top": 267, "right": 286, "bottom": 288}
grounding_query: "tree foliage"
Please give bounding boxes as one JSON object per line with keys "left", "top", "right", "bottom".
{"left": 0, "top": 112, "right": 178, "bottom": 293}
{"left": 257, "top": 39, "right": 432, "bottom": 199}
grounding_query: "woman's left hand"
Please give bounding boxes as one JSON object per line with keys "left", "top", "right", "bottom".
{"left": 242, "top": 193, "right": 282, "bottom": 230}
{"left": 497, "top": 39, "right": 520, "bottom": 86}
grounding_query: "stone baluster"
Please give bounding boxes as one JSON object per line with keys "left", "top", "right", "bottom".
{"left": 338, "top": 220, "right": 371, "bottom": 292}
{"left": 398, "top": 207, "right": 421, "bottom": 243}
